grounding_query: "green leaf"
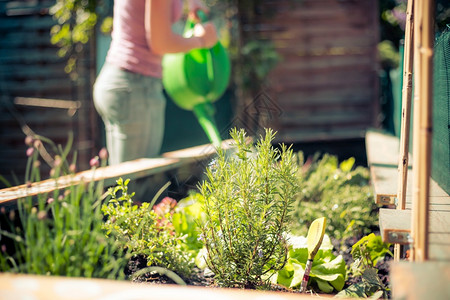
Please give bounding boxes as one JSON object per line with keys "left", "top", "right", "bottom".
{"left": 330, "top": 274, "right": 345, "bottom": 291}
{"left": 315, "top": 278, "right": 334, "bottom": 293}
{"left": 340, "top": 157, "right": 355, "bottom": 172}
{"left": 280, "top": 234, "right": 345, "bottom": 292}
{"left": 276, "top": 261, "right": 295, "bottom": 288}
{"left": 312, "top": 254, "right": 345, "bottom": 276}
{"left": 195, "top": 247, "right": 208, "bottom": 269}
{"left": 362, "top": 268, "right": 382, "bottom": 286}
{"left": 289, "top": 262, "right": 305, "bottom": 288}
{"left": 335, "top": 282, "right": 369, "bottom": 298}
{"left": 368, "top": 290, "right": 385, "bottom": 299}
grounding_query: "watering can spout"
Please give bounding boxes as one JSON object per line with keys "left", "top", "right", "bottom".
{"left": 193, "top": 103, "right": 222, "bottom": 148}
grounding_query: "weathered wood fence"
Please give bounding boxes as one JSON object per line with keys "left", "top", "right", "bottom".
{"left": 0, "top": 0, "right": 99, "bottom": 187}
{"left": 260, "top": 0, "right": 379, "bottom": 142}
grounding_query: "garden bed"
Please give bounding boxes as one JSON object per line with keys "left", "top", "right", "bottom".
{"left": 0, "top": 130, "right": 388, "bottom": 298}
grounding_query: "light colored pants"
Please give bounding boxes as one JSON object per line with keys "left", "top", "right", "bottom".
{"left": 93, "top": 63, "right": 166, "bottom": 165}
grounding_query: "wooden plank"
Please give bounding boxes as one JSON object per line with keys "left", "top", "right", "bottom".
{"left": 275, "top": 46, "right": 374, "bottom": 59}
{"left": 0, "top": 49, "right": 64, "bottom": 64}
{"left": 275, "top": 127, "right": 367, "bottom": 143}
{"left": 278, "top": 101, "right": 372, "bottom": 113}
{"left": 0, "top": 0, "right": 53, "bottom": 14}
{"left": 0, "top": 157, "right": 181, "bottom": 210}
{"left": 274, "top": 38, "right": 375, "bottom": 52}
{"left": 277, "top": 47, "right": 375, "bottom": 61}
{"left": 1, "top": 32, "right": 52, "bottom": 48}
{"left": 379, "top": 208, "right": 450, "bottom": 261}
{"left": 280, "top": 108, "right": 372, "bottom": 127}
{"left": 365, "top": 129, "right": 407, "bottom": 167}
{"left": 369, "top": 165, "right": 447, "bottom": 198}
{"left": 271, "top": 80, "right": 374, "bottom": 95}
{"left": 270, "top": 63, "right": 375, "bottom": 78}
{"left": 0, "top": 65, "right": 69, "bottom": 78}
{"left": 271, "top": 55, "right": 374, "bottom": 73}
{"left": 0, "top": 140, "right": 234, "bottom": 210}
{"left": 0, "top": 273, "right": 318, "bottom": 300}
{"left": 270, "top": 4, "right": 373, "bottom": 21}
{"left": 1, "top": 79, "right": 74, "bottom": 95}
{"left": 0, "top": 15, "right": 55, "bottom": 30}
{"left": 262, "top": 28, "right": 376, "bottom": 44}
{"left": 271, "top": 84, "right": 373, "bottom": 99}
{"left": 277, "top": 95, "right": 372, "bottom": 109}
{"left": 390, "top": 262, "right": 450, "bottom": 299}
{"left": 269, "top": 72, "right": 373, "bottom": 91}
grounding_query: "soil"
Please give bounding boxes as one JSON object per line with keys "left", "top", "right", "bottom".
{"left": 124, "top": 235, "right": 393, "bottom": 297}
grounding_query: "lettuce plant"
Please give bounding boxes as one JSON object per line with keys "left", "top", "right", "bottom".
{"left": 172, "top": 192, "right": 205, "bottom": 254}
{"left": 274, "top": 234, "right": 346, "bottom": 293}
{"left": 198, "top": 128, "right": 299, "bottom": 288}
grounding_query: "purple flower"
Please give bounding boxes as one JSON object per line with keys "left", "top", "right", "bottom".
{"left": 90, "top": 157, "right": 100, "bottom": 168}
{"left": 54, "top": 156, "right": 62, "bottom": 167}
{"left": 99, "top": 148, "right": 108, "bottom": 161}
{"left": 26, "top": 147, "right": 34, "bottom": 157}
{"left": 24, "top": 136, "right": 33, "bottom": 146}
{"left": 198, "top": 233, "right": 205, "bottom": 242}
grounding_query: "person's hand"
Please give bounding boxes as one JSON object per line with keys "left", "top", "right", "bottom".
{"left": 193, "top": 22, "right": 218, "bottom": 48}
{"left": 187, "top": 0, "right": 208, "bottom": 21}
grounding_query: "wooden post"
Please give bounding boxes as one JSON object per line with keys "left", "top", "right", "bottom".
{"left": 411, "top": 0, "right": 434, "bottom": 262}
{"left": 394, "top": 0, "right": 414, "bottom": 262}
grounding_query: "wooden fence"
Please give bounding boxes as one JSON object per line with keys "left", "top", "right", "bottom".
{"left": 0, "top": 0, "right": 99, "bottom": 187}
{"left": 260, "top": 0, "right": 379, "bottom": 142}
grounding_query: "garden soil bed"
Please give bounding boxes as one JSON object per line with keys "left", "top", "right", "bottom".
{"left": 125, "top": 235, "right": 393, "bottom": 297}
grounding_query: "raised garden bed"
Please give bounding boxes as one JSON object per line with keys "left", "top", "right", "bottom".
{"left": 0, "top": 130, "right": 388, "bottom": 298}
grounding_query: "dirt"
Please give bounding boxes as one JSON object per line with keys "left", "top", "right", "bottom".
{"left": 124, "top": 236, "right": 393, "bottom": 297}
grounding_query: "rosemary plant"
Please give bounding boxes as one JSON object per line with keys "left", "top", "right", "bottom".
{"left": 199, "top": 128, "right": 299, "bottom": 288}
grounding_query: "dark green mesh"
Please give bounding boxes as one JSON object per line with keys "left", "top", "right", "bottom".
{"left": 432, "top": 28, "right": 450, "bottom": 194}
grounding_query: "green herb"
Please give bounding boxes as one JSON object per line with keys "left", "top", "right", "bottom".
{"left": 350, "top": 233, "right": 393, "bottom": 277}
{"left": 102, "top": 179, "right": 193, "bottom": 278}
{"left": 0, "top": 136, "right": 128, "bottom": 279}
{"left": 336, "top": 268, "right": 388, "bottom": 299}
{"left": 198, "top": 128, "right": 299, "bottom": 288}
{"left": 336, "top": 234, "right": 392, "bottom": 298}
{"left": 291, "top": 153, "right": 378, "bottom": 243}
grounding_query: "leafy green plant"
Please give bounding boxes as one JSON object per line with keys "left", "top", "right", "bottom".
{"left": 0, "top": 136, "right": 128, "bottom": 279}
{"left": 350, "top": 233, "right": 393, "bottom": 277}
{"left": 172, "top": 192, "right": 205, "bottom": 254}
{"left": 101, "top": 179, "right": 193, "bottom": 278}
{"left": 273, "top": 234, "right": 346, "bottom": 293}
{"left": 336, "top": 234, "right": 392, "bottom": 298}
{"left": 198, "top": 128, "right": 299, "bottom": 288}
{"left": 291, "top": 153, "right": 378, "bottom": 242}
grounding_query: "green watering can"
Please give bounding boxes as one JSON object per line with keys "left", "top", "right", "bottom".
{"left": 162, "top": 11, "right": 231, "bottom": 148}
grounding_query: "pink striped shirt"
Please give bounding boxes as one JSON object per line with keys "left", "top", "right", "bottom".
{"left": 106, "top": 0, "right": 183, "bottom": 78}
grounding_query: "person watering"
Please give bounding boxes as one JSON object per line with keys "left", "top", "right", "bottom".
{"left": 94, "top": 0, "right": 218, "bottom": 165}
